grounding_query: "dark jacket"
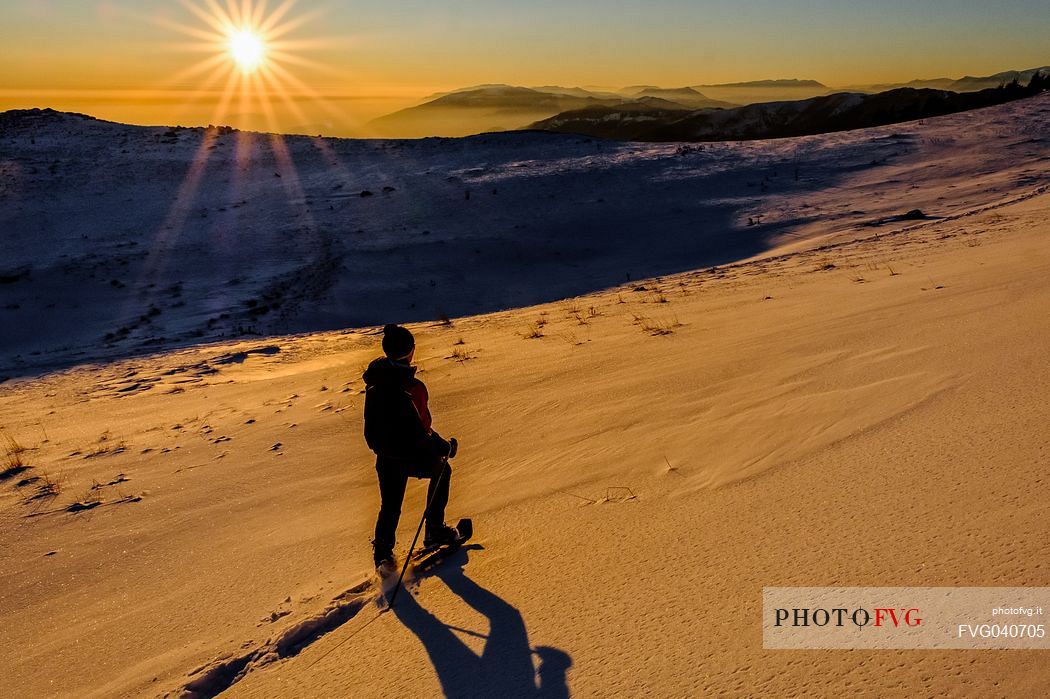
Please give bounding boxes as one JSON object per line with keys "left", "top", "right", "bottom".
{"left": 363, "top": 357, "right": 451, "bottom": 465}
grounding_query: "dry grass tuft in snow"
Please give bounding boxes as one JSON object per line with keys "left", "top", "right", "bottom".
{"left": 1, "top": 434, "right": 29, "bottom": 480}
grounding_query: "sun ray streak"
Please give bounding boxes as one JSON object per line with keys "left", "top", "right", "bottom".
{"left": 252, "top": 0, "right": 270, "bottom": 27}
{"left": 259, "top": 66, "right": 309, "bottom": 125}
{"left": 242, "top": 0, "right": 255, "bottom": 29}
{"left": 171, "top": 63, "right": 236, "bottom": 121}
{"left": 268, "top": 37, "right": 345, "bottom": 51}
{"left": 158, "top": 53, "right": 230, "bottom": 90}
{"left": 251, "top": 70, "right": 321, "bottom": 265}
{"left": 179, "top": 0, "right": 230, "bottom": 33}
{"left": 259, "top": 0, "right": 298, "bottom": 35}
{"left": 224, "top": 0, "right": 243, "bottom": 26}
{"left": 265, "top": 9, "right": 324, "bottom": 41}
{"left": 158, "top": 41, "right": 228, "bottom": 53}
{"left": 153, "top": 15, "right": 226, "bottom": 43}
{"left": 124, "top": 64, "right": 242, "bottom": 329}
{"left": 264, "top": 61, "right": 344, "bottom": 120}
{"left": 266, "top": 49, "right": 341, "bottom": 75}
{"left": 200, "top": 0, "right": 236, "bottom": 28}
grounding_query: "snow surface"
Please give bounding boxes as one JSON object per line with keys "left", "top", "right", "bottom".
{"left": 0, "top": 95, "right": 1049, "bottom": 698}
{"left": 2, "top": 95, "right": 1048, "bottom": 378}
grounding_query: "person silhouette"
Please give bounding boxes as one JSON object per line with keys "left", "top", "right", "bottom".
{"left": 363, "top": 324, "right": 459, "bottom": 570}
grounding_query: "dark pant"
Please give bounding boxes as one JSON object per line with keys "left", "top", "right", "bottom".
{"left": 374, "top": 457, "right": 451, "bottom": 555}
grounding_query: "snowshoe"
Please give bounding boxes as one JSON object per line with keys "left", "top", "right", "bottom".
{"left": 412, "top": 518, "right": 473, "bottom": 568}
{"left": 424, "top": 523, "right": 459, "bottom": 548}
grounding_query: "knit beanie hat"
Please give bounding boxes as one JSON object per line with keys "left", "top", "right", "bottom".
{"left": 382, "top": 324, "right": 415, "bottom": 359}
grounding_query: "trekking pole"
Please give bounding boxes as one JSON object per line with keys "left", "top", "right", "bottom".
{"left": 386, "top": 459, "right": 449, "bottom": 610}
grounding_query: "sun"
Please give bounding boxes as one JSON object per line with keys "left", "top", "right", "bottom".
{"left": 228, "top": 28, "right": 266, "bottom": 73}
{"left": 156, "top": 0, "right": 341, "bottom": 136}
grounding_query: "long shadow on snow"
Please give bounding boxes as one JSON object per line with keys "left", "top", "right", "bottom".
{"left": 392, "top": 547, "right": 571, "bottom": 698}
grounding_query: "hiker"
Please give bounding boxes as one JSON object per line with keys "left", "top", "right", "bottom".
{"left": 363, "top": 324, "right": 458, "bottom": 568}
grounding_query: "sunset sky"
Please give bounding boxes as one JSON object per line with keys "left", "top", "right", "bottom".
{"left": 2, "top": 0, "right": 1047, "bottom": 136}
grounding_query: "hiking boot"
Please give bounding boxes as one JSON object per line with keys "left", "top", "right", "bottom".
{"left": 424, "top": 523, "right": 458, "bottom": 548}
{"left": 373, "top": 547, "right": 396, "bottom": 569}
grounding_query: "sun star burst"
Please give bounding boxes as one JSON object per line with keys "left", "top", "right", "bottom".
{"left": 156, "top": 0, "right": 339, "bottom": 133}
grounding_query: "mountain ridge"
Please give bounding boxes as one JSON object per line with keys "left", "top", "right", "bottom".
{"left": 370, "top": 65, "right": 1049, "bottom": 138}
{"left": 368, "top": 84, "right": 734, "bottom": 137}
{"left": 695, "top": 79, "right": 827, "bottom": 88}
{"left": 529, "top": 75, "right": 1049, "bottom": 142}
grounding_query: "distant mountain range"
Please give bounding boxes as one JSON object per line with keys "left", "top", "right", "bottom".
{"left": 368, "top": 81, "right": 827, "bottom": 137}
{"left": 530, "top": 74, "right": 1048, "bottom": 142}
{"left": 367, "top": 85, "right": 734, "bottom": 137}
{"left": 850, "top": 66, "right": 1050, "bottom": 93}
{"left": 622, "top": 86, "right": 738, "bottom": 109}
{"left": 368, "top": 66, "right": 1050, "bottom": 139}
{"left": 696, "top": 79, "right": 827, "bottom": 88}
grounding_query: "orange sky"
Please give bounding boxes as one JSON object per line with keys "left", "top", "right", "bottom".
{"left": 2, "top": 0, "right": 1047, "bottom": 137}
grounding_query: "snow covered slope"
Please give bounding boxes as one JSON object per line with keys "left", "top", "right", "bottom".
{"left": 2, "top": 95, "right": 1048, "bottom": 380}
{"left": 0, "top": 95, "right": 1048, "bottom": 699}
